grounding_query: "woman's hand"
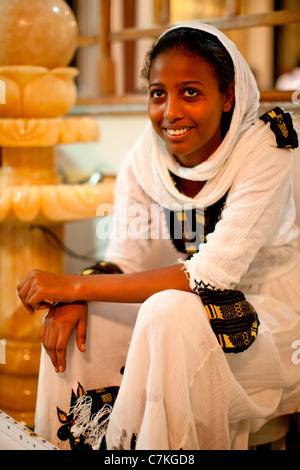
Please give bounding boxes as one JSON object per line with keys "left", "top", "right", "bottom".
{"left": 17, "top": 269, "right": 79, "bottom": 313}
{"left": 41, "top": 301, "right": 88, "bottom": 373}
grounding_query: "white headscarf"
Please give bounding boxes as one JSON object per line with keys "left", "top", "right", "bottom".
{"left": 130, "top": 22, "right": 267, "bottom": 208}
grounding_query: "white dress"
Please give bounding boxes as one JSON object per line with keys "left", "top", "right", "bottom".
{"left": 34, "top": 135, "right": 300, "bottom": 450}
{"left": 34, "top": 23, "right": 300, "bottom": 450}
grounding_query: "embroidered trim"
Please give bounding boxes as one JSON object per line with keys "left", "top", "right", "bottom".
{"left": 259, "top": 107, "right": 299, "bottom": 149}
{"left": 165, "top": 174, "right": 229, "bottom": 255}
{"left": 194, "top": 280, "right": 218, "bottom": 290}
{"left": 57, "top": 382, "right": 120, "bottom": 450}
{"left": 70, "top": 397, "right": 112, "bottom": 450}
{"left": 194, "top": 282, "right": 260, "bottom": 354}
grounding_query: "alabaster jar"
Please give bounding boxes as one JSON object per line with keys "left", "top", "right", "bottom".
{"left": 0, "top": 66, "right": 79, "bottom": 118}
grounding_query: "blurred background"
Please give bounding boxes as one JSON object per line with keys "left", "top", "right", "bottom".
{"left": 59, "top": 0, "right": 300, "bottom": 273}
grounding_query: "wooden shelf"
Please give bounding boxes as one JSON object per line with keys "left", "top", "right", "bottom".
{"left": 109, "top": 9, "right": 300, "bottom": 42}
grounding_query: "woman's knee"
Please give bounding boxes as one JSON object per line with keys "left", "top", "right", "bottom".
{"left": 141, "top": 289, "right": 184, "bottom": 312}
{"left": 133, "top": 289, "right": 215, "bottom": 356}
{"left": 137, "top": 289, "right": 202, "bottom": 328}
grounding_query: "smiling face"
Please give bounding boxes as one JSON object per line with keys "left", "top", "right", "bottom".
{"left": 148, "top": 47, "right": 234, "bottom": 168}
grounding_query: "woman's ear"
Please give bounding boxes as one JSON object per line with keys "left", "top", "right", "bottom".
{"left": 223, "top": 84, "right": 235, "bottom": 112}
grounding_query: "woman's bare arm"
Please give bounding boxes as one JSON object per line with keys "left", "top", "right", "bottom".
{"left": 17, "top": 263, "right": 192, "bottom": 314}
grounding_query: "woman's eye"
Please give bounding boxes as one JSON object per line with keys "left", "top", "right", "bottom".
{"left": 183, "top": 88, "right": 199, "bottom": 98}
{"left": 150, "top": 89, "right": 165, "bottom": 99}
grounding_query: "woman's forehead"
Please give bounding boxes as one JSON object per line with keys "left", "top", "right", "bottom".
{"left": 149, "top": 50, "right": 220, "bottom": 83}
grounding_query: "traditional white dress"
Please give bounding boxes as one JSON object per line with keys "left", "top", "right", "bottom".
{"left": 34, "top": 23, "right": 300, "bottom": 450}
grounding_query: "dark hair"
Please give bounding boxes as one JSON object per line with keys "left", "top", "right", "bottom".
{"left": 141, "top": 27, "right": 235, "bottom": 135}
{"left": 141, "top": 27, "right": 234, "bottom": 93}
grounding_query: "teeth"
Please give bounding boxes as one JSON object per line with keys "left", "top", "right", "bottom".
{"left": 166, "top": 128, "right": 189, "bottom": 136}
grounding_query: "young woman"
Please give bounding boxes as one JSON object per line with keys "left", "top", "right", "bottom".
{"left": 17, "top": 23, "right": 300, "bottom": 450}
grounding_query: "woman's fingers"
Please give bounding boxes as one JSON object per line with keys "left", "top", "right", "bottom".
{"left": 55, "top": 326, "right": 74, "bottom": 373}
{"left": 17, "top": 271, "right": 45, "bottom": 312}
{"left": 41, "top": 318, "right": 59, "bottom": 372}
{"left": 41, "top": 302, "right": 88, "bottom": 373}
{"left": 17, "top": 270, "right": 57, "bottom": 312}
{"left": 41, "top": 315, "right": 70, "bottom": 373}
{"left": 17, "top": 277, "right": 34, "bottom": 313}
{"left": 17, "top": 269, "right": 78, "bottom": 313}
{"left": 76, "top": 315, "right": 88, "bottom": 353}
{"left": 36, "top": 301, "right": 53, "bottom": 310}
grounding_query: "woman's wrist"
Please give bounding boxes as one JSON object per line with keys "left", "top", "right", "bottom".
{"left": 80, "top": 261, "right": 123, "bottom": 276}
{"left": 70, "top": 274, "right": 87, "bottom": 302}
{"left": 70, "top": 260, "right": 123, "bottom": 303}
{"left": 50, "top": 300, "right": 87, "bottom": 310}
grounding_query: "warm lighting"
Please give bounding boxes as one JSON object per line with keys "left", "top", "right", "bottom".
{"left": 0, "top": 0, "right": 115, "bottom": 429}
{"left": 171, "top": 0, "right": 226, "bottom": 22}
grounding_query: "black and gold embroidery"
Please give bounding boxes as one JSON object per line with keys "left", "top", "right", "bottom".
{"left": 259, "top": 107, "right": 298, "bottom": 149}
{"left": 164, "top": 206, "right": 204, "bottom": 255}
{"left": 164, "top": 188, "right": 228, "bottom": 256}
{"left": 194, "top": 282, "right": 260, "bottom": 354}
{"left": 57, "top": 382, "right": 119, "bottom": 450}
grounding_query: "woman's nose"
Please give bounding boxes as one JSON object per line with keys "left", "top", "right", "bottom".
{"left": 164, "top": 96, "right": 184, "bottom": 122}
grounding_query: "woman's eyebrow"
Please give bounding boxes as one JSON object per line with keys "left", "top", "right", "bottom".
{"left": 149, "top": 80, "right": 205, "bottom": 88}
{"left": 149, "top": 82, "right": 164, "bottom": 88}
{"left": 181, "top": 80, "right": 205, "bottom": 88}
